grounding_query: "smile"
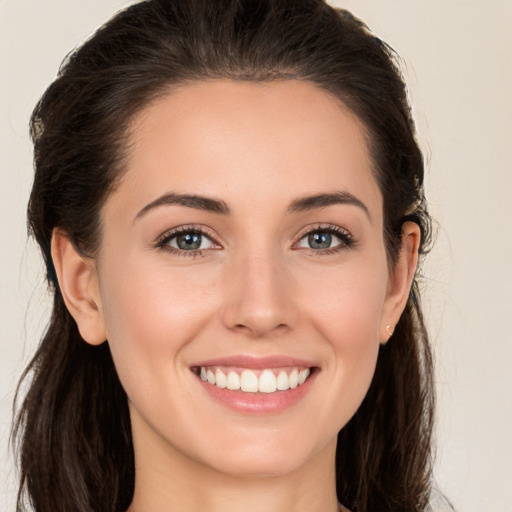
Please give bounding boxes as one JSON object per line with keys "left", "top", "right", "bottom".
{"left": 198, "top": 366, "right": 312, "bottom": 394}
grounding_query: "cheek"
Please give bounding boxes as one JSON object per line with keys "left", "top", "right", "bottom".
{"left": 295, "top": 256, "right": 388, "bottom": 423}
{"left": 97, "top": 256, "right": 220, "bottom": 394}
{"left": 299, "top": 254, "right": 389, "bottom": 345}
{"left": 100, "top": 251, "right": 214, "bottom": 335}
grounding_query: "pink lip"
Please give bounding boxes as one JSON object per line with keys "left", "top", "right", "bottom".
{"left": 191, "top": 354, "right": 319, "bottom": 415}
{"left": 192, "top": 354, "right": 316, "bottom": 370}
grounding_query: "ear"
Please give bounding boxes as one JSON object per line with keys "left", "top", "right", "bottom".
{"left": 51, "top": 228, "right": 106, "bottom": 345}
{"left": 380, "top": 221, "right": 421, "bottom": 344}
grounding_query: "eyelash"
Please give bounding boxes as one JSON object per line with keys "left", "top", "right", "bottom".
{"left": 294, "top": 224, "right": 356, "bottom": 255}
{"left": 155, "top": 225, "right": 219, "bottom": 258}
{"left": 154, "top": 224, "right": 356, "bottom": 258}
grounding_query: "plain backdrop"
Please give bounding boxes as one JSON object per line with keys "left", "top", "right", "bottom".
{"left": 1, "top": 1, "right": 511, "bottom": 510}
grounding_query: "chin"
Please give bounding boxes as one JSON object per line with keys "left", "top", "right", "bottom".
{"left": 211, "top": 450, "right": 311, "bottom": 478}
{"left": 191, "top": 427, "right": 332, "bottom": 479}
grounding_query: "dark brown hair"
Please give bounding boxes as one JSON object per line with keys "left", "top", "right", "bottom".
{"left": 14, "top": 1, "right": 436, "bottom": 510}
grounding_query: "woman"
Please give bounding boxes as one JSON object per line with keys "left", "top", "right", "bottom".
{"left": 13, "top": 0, "right": 437, "bottom": 510}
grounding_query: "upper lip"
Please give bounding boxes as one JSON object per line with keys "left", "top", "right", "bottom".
{"left": 192, "top": 354, "right": 317, "bottom": 369}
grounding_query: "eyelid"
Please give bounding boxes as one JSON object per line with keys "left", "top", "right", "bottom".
{"left": 292, "top": 223, "right": 356, "bottom": 251}
{"left": 153, "top": 222, "right": 355, "bottom": 256}
{"left": 154, "top": 224, "right": 222, "bottom": 252}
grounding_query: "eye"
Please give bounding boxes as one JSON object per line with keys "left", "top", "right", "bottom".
{"left": 169, "top": 231, "right": 213, "bottom": 251}
{"left": 301, "top": 231, "right": 337, "bottom": 250}
{"left": 296, "top": 225, "right": 354, "bottom": 251}
{"left": 155, "top": 227, "right": 219, "bottom": 255}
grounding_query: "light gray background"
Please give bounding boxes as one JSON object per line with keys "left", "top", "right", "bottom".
{"left": 1, "top": 1, "right": 511, "bottom": 510}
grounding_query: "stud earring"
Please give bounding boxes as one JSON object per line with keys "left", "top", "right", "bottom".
{"left": 386, "top": 325, "right": 394, "bottom": 337}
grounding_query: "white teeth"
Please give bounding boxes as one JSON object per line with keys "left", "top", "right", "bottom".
{"left": 240, "top": 370, "right": 259, "bottom": 392}
{"left": 199, "top": 366, "right": 312, "bottom": 393}
{"left": 289, "top": 369, "right": 299, "bottom": 389}
{"left": 276, "top": 370, "right": 289, "bottom": 390}
{"left": 298, "top": 368, "right": 310, "bottom": 385}
{"left": 259, "top": 369, "right": 277, "bottom": 393}
{"left": 226, "top": 371, "right": 241, "bottom": 390}
{"left": 215, "top": 369, "right": 227, "bottom": 389}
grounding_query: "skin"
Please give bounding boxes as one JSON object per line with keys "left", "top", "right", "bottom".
{"left": 52, "top": 80, "right": 420, "bottom": 512}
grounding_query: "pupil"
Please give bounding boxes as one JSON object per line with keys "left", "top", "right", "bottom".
{"left": 177, "top": 233, "right": 201, "bottom": 250}
{"left": 309, "top": 232, "right": 331, "bottom": 249}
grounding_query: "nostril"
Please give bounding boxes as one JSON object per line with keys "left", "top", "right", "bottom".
{"left": 231, "top": 321, "right": 289, "bottom": 337}
{"left": 233, "top": 324, "right": 251, "bottom": 331}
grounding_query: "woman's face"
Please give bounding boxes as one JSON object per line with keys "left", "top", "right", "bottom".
{"left": 90, "top": 80, "right": 408, "bottom": 478}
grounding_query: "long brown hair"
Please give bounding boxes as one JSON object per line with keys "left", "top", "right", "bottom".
{"left": 13, "top": 1, "right": 436, "bottom": 510}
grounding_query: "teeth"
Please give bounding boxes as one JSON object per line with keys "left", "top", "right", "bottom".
{"left": 215, "top": 369, "right": 227, "bottom": 388}
{"left": 226, "top": 371, "right": 241, "bottom": 390}
{"left": 259, "top": 369, "right": 277, "bottom": 393}
{"left": 198, "top": 366, "right": 311, "bottom": 393}
{"left": 276, "top": 370, "right": 289, "bottom": 390}
{"left": 298, "top": 368, "right": 310, "bottom": 384}
{"left": 240, "top": 370, "right": 259, "bottom": 392}
{"left": 289, "top": 369, "right": 299, "bottom": 389}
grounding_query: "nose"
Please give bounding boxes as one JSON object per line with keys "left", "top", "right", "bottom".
{"left": 221, "top": 249, "right": 297, "bottom": 338}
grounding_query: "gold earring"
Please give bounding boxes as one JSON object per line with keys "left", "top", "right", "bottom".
{"left": 386, "top": 325, "right": 394, "bottom": 337}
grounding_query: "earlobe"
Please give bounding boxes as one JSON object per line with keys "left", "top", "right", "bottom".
{"left": 380, "top": 221, "right": 421, "bottom": 344}
{"left": 51, "top": 228, "right": 106, "bottom": 345}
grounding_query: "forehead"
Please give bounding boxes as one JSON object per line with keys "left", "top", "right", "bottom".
{"left": 111, "top": 79, "right": 381, "bottom": 218}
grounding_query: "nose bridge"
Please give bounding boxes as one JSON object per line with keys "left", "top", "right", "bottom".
{"left": 221, "top": 241, "right": 295, "bottom": 337}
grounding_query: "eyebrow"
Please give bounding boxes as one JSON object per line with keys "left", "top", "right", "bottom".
{"left": 135, "top": 193, "right": 230, "bottom": 221}
{"left": 287, "top": 191, "right": 370, "bottom": 219}
{"left": 134, "top": 189, "right": 370, "bottom": 221}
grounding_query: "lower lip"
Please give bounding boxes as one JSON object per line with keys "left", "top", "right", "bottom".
{"left": 195, "top": 370, "right": 317, "bottom": 414}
